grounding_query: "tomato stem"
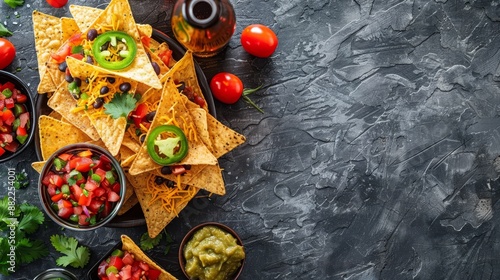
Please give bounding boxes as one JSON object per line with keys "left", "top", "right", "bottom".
{"left": 242, "top": 85, "right": 264, "bottom": 113}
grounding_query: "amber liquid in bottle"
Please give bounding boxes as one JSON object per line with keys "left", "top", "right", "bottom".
{"left": 171, "top": 0, "right": 236, "bottom": 57}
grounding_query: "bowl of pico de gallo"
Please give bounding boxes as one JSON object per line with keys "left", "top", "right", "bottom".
{"left": 38, "top": 143, "right": 126, "bottom": 230}
{"left": 0, "top": 70, "right": 36, "bottom": 163}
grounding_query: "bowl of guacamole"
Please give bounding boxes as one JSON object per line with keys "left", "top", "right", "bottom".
{"left": 179, "top": 222, "right": 246, "bottom": 280}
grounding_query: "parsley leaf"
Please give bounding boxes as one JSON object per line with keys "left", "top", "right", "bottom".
{"left": 3, "top": 0, "right": 24, "bottom": 8}
{"left": 0, "top": 23, "right": 12, "bottom": 37}
{"left": 104, "top": 93, "right": 137, "bottom": 119}
{"left": 50, "top": 234, "right": 90, "bottom": 268}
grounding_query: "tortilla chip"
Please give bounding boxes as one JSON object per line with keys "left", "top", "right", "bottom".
{"left": 69, "top": 0, "right": 161, "bottom": 89}
{"left": 206, "top": 113, "right": 246, "bottom": 158}
{"left": 47, "top": 110, "right": 63, "bottom": 120}
{"left": 126, "top": 172, "right": 198, "bottom": 238}
{"left": 129, "top": 79, "right": 218, "bottom": 176}
{"left": 68, "top": 4, "right": 102, "bottom": 30}
{"left": 38, "top": 115, "right": 92, "bottom": 160}
{"left": 167, "top": 51, "right": 208, "bottom": 111}
{"left": 121, "top": 132, "right": 142, "bottom": 153}
{"left": 61, "top": 17, "right": 80, "bottom": 41}
{"left": 69, "top": 4, "right": 153, "bottom": 38}
{"left": 92, "top": 116, "right": 127, "bottom": 156}
{"left": 31, "top": 161, "right": 46, "bottom": 173}
{"left": 47, "top": 85, "right": 100, "bottom": 140}
{"left": 189, "top": 108, "right": 213, "bottom": 153}
{"left": 32, "top": 11, "right": 62, "bottom": 93}
{"left": 120, "top": 235, "right": 177, "bottom": 280}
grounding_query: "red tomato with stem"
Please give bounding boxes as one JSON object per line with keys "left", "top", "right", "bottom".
{"left": 210, "top": 72, "right": 244, "bottom": 104}
{"left": 240, "top": 24, "right": 278, "bottom": 58}
{"left": 46, "top": 0, "right": 68, "bottom": 8}
{"left": 0, "top": 38, "right": 16, "bottom": 70}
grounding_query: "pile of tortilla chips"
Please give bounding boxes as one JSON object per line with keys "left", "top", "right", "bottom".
{"left": 31, "top": 0, "right": 246, "bottom": 238}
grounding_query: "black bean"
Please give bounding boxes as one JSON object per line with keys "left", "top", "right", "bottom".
{"left": 154, "top": 176, "right": 164, "bottom": 185}
{"left": 93, "top": 97, "right": 104, "bottom": 109}
{"left": 87, "top": 29, "right": 98, "bottom": 41}
{"left": 177, "top": 81, "right": 186, "bottom": 92}
{"left": 165, "top": 180, "right": 175, "bottom": 188}
{"left": 160, "top": 166, "right": 172, "bottom": 175}
{"left": 139, "top": 134, "right": 146, "bottom": 143}
{"left": 107, "top": 77, "right": 115, "bottom": 84}
{"left": 145, "top": 111, "right": 156, "bottom": 122}
{"left": 152, "top": 62, "right": 160, "bottom": 75}
{"left": 119, "top": 82, "right": 131, "bottom": 92}
{"left": 100, "top": 86, "right": 110, "bottom": 95}
{"left": 58, "top": 61, "right": 67, "bottom": 72}
{"left": 74, "top": 78, "right": 82, "bottom": 87}
{"left": 65, "top": 75, "right": 74, "bottom": 83}
{"left": 184, "top": 165, "right": 191, "bottom": 170}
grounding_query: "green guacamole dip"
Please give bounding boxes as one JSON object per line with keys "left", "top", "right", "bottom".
{"left": 183, "top": 225, "right": 245, "bottom": 280}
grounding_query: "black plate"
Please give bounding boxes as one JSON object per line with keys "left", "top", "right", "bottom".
{"left": 35, "top": 29, "right": 216, "bottom": 227}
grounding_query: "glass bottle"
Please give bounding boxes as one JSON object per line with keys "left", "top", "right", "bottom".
{"left": 171, "top": 0, "right": 236, "bottom": 57}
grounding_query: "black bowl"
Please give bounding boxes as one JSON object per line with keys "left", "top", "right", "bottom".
{"left": 38, "top": 143, "right": 127, "bottom": 231}
{"left": 179, "top": 222, "right": 245, "bottom": 280}
{"left": 0, "top": 70, "right": 36, "bottom": 163}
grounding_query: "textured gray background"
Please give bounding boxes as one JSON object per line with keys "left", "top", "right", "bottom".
{"left": 2, "top": 0, "right": 500, "bottom": 279}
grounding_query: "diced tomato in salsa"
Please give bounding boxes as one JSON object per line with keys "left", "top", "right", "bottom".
{"left": 97, "top": 249, "right": 162, "bottom": 280}
{"left": 41, "top": 149, "right": 121, "bottom": 226}
{"left": 0, "top": 81, "right": 30, "bottom": 157}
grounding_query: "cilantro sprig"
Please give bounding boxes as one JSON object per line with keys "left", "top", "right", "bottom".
{"left": 0, "top": 197, "right": 48, "bottom": 275}
{"left": 50, "top": 234, "right": 90, "bottom": 268}
{"left": 139, "top": 230, "right": 174, "bottom": 254}
{"left": 104, "top": 93, "right": 138, "bottom": 119}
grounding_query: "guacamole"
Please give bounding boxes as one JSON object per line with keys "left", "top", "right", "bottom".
{"left": 183, "top": 225, "right": 245, "bottom": 280}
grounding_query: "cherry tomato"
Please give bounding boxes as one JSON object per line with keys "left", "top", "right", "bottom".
{"left": 240, "top": 24, "right": 278, "bottom": 58}
{"left": 210, "top": 72, "right": 244, "bottom": 104}
{"left": 0, "top": 38, "right": 16, "bottom": 70}
{"left": 46, "top": 0, "right": 68, "bottom": 8}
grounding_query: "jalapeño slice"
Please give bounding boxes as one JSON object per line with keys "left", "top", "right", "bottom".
{"left": 146, "top": 125, "right": 188, "bottom": 165}
{"left": 92, "top": 31, "right": 137, "bottom": 70}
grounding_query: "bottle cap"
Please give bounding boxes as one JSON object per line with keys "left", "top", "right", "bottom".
{"left": 183, "top": 0, "right": 220, "bottom": 29}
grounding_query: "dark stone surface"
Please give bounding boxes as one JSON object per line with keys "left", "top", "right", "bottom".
{"left": 2, "top": 0, "right": 500, "bottom": 279}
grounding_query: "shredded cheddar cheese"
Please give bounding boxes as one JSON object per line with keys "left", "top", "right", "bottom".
{"left": 145, "top": 172, "right": 197, "bottom": 214}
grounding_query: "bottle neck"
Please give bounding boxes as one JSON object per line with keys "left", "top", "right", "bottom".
{"left": 182, "top": 0, "right": 220, "bottom": 29}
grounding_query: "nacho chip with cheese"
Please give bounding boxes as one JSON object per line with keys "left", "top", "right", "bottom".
{"left": 129, "top": 78, "right": 218, "bottom": 175}
{"left": 120, "top": 235, "right": 177, "bottom": 280}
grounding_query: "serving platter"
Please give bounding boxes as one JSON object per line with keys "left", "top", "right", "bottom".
{"left": 34, "top": 29, "right": 216, "bottom": 227}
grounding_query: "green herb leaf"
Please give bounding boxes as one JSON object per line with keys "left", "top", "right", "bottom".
{"left": 17, "top": 204, "right": 44, "bottom": 234}
{"left": 139, "top": 232, "right": 162, "bottom": 251}
{"left": 242, "top": 85, "right": 264, "bottom": 113}
{"left": 13, "top": 172, "right": 29, "bottom": 189}
{"left": 104, "top": 93, "right": 138, "bottom": 119}
{"left": 50, "top": 234, "right": 90, "bottom": 268}
{"left": 3, "top": 0, "right": 24, "bottom": 8}
{"left": 0, "top": 23, "right": 12, "bottom": 37}
{"left": 15, "top": 238, "right": 49, "bottom": 264}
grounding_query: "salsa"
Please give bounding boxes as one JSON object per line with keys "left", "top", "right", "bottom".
{"left": 97, "top": 248, "right": 162, "bottom": 280}
{"left": 0, "top": 81, "right": 30, "bottom": 157}
{"left": 41, "top": 149, "right": 121, "bottom": 226}
{"left": 183, "top": 226, "right": 245, "bottom": 280}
